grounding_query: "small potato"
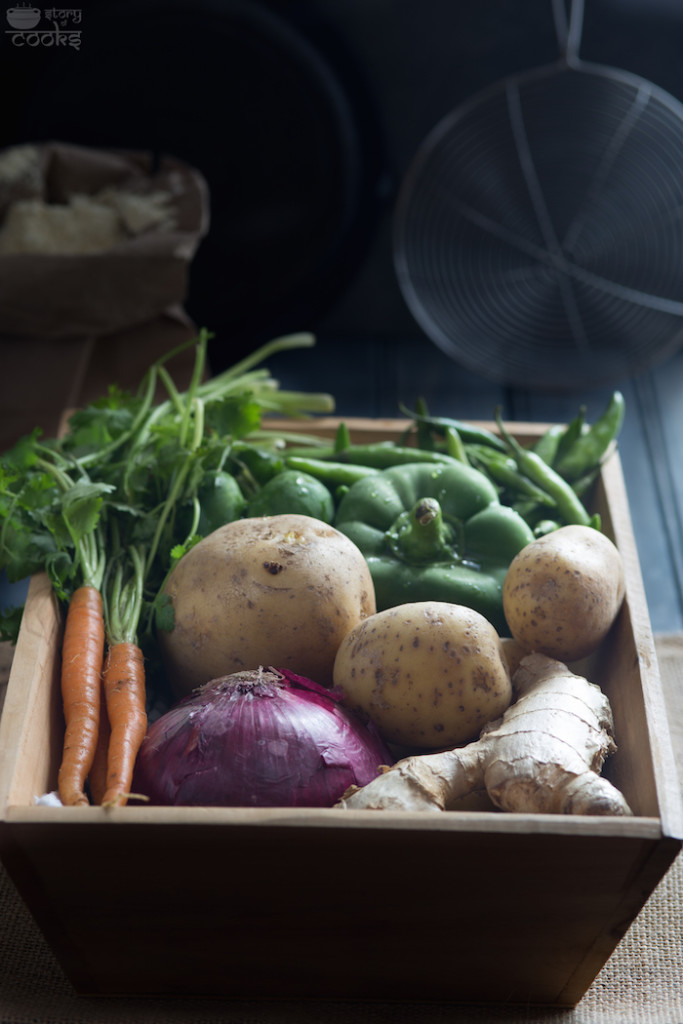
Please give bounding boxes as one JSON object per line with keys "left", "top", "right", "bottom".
{"left": 159, "top": 513, "right": 376, "bottom": 697}
{"left": 502, "top": 524, "right": 625, "bottom": 662}
{"left": 333, "top": 601, "right": 512, "bottom": 749}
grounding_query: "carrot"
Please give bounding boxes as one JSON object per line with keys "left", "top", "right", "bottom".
{"left": 57, "top": 585, "right": 106, "bottom": 807}
{"left": 100, "top": 641, "right": 148, "bottom": 807}
{"left": 87, "top": 674, "right": 110, "bottom": 805}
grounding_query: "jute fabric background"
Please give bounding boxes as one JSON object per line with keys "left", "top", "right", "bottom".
{"left": 1, "top": 636, "right": 682, "bottom": 1024}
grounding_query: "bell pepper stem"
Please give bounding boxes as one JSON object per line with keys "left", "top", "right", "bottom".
{"left": 387, "top": 497, "right": 456, "bottom": 564}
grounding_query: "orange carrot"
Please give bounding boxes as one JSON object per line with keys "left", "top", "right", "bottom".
{"left": 87, "top": 674, "right": 110, "bottom": 806}
{"left": 101, "top": 641, "right": 147, "bottom": 807}
{"left": 57, "top": 585, "right": 106, "bottom": 807}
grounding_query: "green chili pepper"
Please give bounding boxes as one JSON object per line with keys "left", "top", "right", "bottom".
{"left": 283, "top": 441, "right": 457, "bottom": 467}
{"left": 511, "top": 498, "right": 560, "bottom": 532}
{"left": 554, "top": 406, "right": 587, "bottom": 466}
{"left": 281, "top": 442, "right": 340, "bottom": 460}
{"left": 413, "top": 396, "right": 437, "bottom": 451}
{"left": 533, "top": 519, "right": 561, "bottom": 537}
{"left": 284, "top": 439, "right": 395, "bottom": 460}
{"left": 494, "top": 409, "right": 593, "bottom": 528}
{"left": 554, "top": 391, "right": 625, "bottom": 482}
{"left": 329, "top": 442, "right": 460, "bottom": 469}
{"left": 333, "top": 421, "right": 352, "bottom": 454}
{"left": 284, "top": 455, "right": 380, "bottom": 488}
{"left": 246, "top": 469, "right": 334, "bottom": 523}
{"left": 334, "top": 461, "right": 534, "bottom": 633}
{"left": 443, "top": 425, "right": 469, "bottom": 463}
{"left": 467, "top": 445, "right": 555, "bottom": 505}
{"left": 399, "top": 402, "right": 507, "bottom": 452}
{"left": 532, "top": 424, "right": 565, "bottom": 466}
{"left": 571, "top": 467, "right": 600, "bottom": 499}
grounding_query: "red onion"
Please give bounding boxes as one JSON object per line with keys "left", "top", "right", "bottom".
{"left": 132, "top": 667, "right": 393, "bottom": 807}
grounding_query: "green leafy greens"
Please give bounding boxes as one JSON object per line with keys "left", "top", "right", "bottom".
{"left": 0, "top": 329, "right": 334, "bottom": 657}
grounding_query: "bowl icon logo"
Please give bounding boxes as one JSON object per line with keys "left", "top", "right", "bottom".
{"left": 6, "top": 5, "right": 42, "bottom": 29}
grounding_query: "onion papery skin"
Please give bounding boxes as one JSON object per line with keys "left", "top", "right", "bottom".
{"left": 132, "top": 667, "right": 394, "bottom": 807}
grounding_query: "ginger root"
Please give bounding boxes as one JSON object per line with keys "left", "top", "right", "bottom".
{"left": 337, "top": 653, "right": 632, "bottom": 816}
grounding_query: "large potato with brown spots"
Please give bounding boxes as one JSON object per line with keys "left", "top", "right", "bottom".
{"left": 332, "top": 601, "right": 512, "bottom": 750}
{"left": 502, "top": 525, "right": 625, "bottom": 662}
{"left": 158, "top": 514, "right": 376, "bottom": 697}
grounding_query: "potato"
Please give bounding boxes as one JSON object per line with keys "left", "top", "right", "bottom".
{"left": 502, "top": 524, "right": 625, "bottom": 662}
{"left": 333, "top": 601, "right": 512, "bottom": 749}
{"left": 158, "top": 513, "right": 376, "bottom": 697}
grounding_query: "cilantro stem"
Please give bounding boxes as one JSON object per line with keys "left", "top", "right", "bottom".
{"left": 76, "top": 364, "right": 159, "bottom": 470}
{"left": 104, "top": 555, "right": 124, "bottom": 643}
{"left": 156, "top": 364, "right": 184, "bottom": 417}
{"left": 104, "top": 545, "right": 145, "bottom": 645}
{"left": 179, "top": 331, "right": 207, "bottom": 448}
{"left": 208, "top": 331, "right": 315, "bottom": 383}
{"left": 143, "top": 396, "right": 205, "bottom": 580}
{"left": 102, "top": 516, "right": 145, "bottom": 644}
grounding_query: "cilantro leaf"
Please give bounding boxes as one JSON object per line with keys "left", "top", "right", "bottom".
{"left": 204, "top": 395, "right": 263, "bottom": 439}
{"left": 0, "top": 604, "right": 24, "bottom": 644}
{"left": 0, "top": 527, "right": 57, "bottom": 581}
{"left": 60, "top": 482, "right": 115, "bottom": 544}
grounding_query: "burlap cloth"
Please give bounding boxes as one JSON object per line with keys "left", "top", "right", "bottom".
{"left": 0, "top": 637, "right": 681, "bottom": 1024}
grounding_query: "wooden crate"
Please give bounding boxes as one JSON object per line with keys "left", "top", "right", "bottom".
{"left": 0, "top": 419, "right": 681, "bottom": 1005}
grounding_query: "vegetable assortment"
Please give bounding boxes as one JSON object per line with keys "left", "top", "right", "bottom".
{"left": 0, "top": 327, "right": 629, "bottom": 811}
{"left": 0, "top": 330, "right": 335, "bottom": 805}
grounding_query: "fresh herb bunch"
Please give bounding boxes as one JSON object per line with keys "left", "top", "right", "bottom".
{"left": 0, "top": 329, "right": 334, "bottom": 648}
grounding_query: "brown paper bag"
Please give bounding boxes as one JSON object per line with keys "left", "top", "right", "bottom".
{"left": 0, "top": 141, "right": 210, "bottom": 451}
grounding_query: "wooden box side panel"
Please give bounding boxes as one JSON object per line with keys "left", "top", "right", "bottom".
{"left": 0, "top": 817, "right": 669, "bottom": 1004}
{"left": 592, "top": 453, "right": 683, "bottom": 837}
{"left": 0, "top": 573, "right": 63, "bottom": 813}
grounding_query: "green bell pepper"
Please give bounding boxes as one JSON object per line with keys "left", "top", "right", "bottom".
{"left": 176, "top": 469, "right": 247, "bottom": 541}
{"left": 227, "top": 442, "right": 285, "bottom": 487}
{"left": 334, "top": 461, "right": 534, "bottom": 634}
{"left": 246, "top": 469, "right": 335, "bottom": 523}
